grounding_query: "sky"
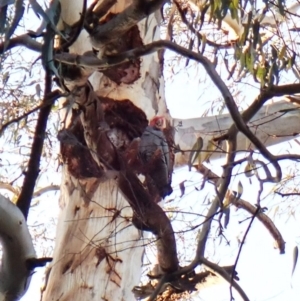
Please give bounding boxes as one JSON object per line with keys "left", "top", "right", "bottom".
{"left": 2, "top": 1, "right": 300, "bottom": 301}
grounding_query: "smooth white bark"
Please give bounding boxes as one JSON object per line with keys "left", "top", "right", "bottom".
{"left": 43, "top": 174, "right": 144, "bottom": 300}
{"left": 174, "top": 100, "right": 300, "bottom": 165}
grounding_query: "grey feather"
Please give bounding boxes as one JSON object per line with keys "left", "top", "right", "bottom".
{"left": 139, "top": 126, "right": 172, "bottom": 198}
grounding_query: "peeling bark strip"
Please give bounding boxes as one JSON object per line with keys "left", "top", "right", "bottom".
{"left": 58, "top": 83, "right": 178, "bottom": 274}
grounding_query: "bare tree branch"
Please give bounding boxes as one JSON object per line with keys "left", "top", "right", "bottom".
{"left": 4, "top": 0, "right": 24, "bottom": 43}
{"left": 196, "top": 198, "right": 220, "bottom": 257}
{"left": 33, "top": 185, "right": 60, "bottom": 198}
{"left": 0, "top": 182, "right": 19, "bottom": 196}
{"left": 200, "top": 257, "right": 250, "bottom": 301}
{"left": 16, "top": 75, "right": 59, "bottom": 219}
{"left": 275, "top": 191, "right": 300, "bottom": 197}
{"left": 229, "top": 206, "right": 259, "bottom": 299}
{"left": 196, "top": 164, "right": 286, "bottom": 254}
{"left": 0, "top": 34, "right": 42, "bottom": 54}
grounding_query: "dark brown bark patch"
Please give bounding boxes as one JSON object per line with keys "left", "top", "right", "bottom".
{"left": 99, "top": 13, "right": 143, "bottom": 84}
{"left": 101, "top": 97, "right": 148, "bottom": 142}
{"left": 60, "top": 93, "right": 148, "bottom": 179}
{"left": 60, "top": 120, "right": 104, "bottom": 179}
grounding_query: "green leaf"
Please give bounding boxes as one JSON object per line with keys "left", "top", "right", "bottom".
{"left": 245, "top": 50, "right": 255, "bottom": 74}
{"left": 188, "top": 136, "right": 204, "bottom": 171}
{"left": 236, "top": 180, "right": 243, "bottom": 200}
{"left": 234, "top": 46, "right": 241, "bottom": 60}
{"left": 232, "top": 0, "right": 238, "bottom": 9}
{"left": 204, "top": 139, "right": 217, "bottom": 163}
{"left": 277, "top": 0, "right": 285, "bottom": 16}
{"left": 229, "top": 0, "right": 239, "bottom": 21}
{"left": 292, "top": 246, "right": 298, "bottom": 277}
{"left": 240, "top": 11, "right": 252, "bottom": 45}
{"left": 278, "top": 45, "right": 287, "bottom": 60}
{"left": 238, "top": 52, "right": 246, "bottom": 76}
{"left": 201, "top": 34, "right": 207, "bottom": 54}
{"left": 223, "top": 207, "right": 230, "bottom": 228}
{"left": 271, "top": 45, "right": 278, "bottom": 60}
{"left": 245, "top": 161, "right": 255, "bottom": 177}
{"left": 268, "top": 62, "right": 279, "bottom": 86}
{"left": 252, "top": 20, "right": 260, "bottom": 49}
{"left": 256, "top": 65, "right": 267, "bottom": 87}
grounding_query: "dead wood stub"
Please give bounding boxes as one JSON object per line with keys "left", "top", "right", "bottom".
{"left": 99, "top": 13, "right": 143, "bottom": 84}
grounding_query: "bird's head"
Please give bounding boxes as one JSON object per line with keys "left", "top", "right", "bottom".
{"left": 149, "top": 116, "right": 166, "bottom": 130}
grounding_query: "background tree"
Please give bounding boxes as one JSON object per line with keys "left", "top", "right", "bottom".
{"left": 1, "top": 0, "right": 300, "bottom": 300}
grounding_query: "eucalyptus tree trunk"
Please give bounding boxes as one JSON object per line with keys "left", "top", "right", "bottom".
{"left": 41, "top": 0, "right": 168, "bottom": 300}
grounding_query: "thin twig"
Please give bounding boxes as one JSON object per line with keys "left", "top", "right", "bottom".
{"left": 229, "top": 206, "right": 260, "bottom": 300}
{"left": 0, "top": 90, "right": 61, "bottom": 136}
